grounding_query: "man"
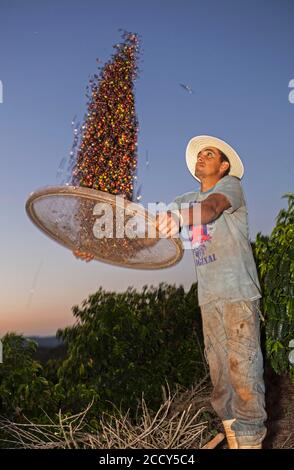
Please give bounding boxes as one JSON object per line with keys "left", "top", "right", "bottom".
{"left": 156, "top": 135, "right": 267, "bottom": 449}
{"left": 74, "top": 135, "right": 267, "bottom": 448}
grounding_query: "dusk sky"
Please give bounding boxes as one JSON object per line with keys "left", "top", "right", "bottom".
{"left": 0, "top": 0, "right": 293, "bottom": 336}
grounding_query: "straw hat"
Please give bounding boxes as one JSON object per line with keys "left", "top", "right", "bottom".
{"left": 185, "top": 135, "right": 244, "bottom": 182}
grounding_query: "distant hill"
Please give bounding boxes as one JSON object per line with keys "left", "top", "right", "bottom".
{"left": 27, "top": 336, "right": 63, "bottom": 348}
{"left": 27, "top": 336, "right": 66, "bottom": 363}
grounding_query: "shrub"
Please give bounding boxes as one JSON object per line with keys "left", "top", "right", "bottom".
{"left": 254, "top": 193, "right": 294, "bottom": 381}
{"left": 56, "top": 282, "right": 205, "bottom": 418}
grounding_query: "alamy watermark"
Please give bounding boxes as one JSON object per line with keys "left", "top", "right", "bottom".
{"left": 0, "top": 340, "right": 3, "bottom": 363}
{"left": 90, "top": 195, "right": 201, "bottom": 250}
{"left": 289, "top": 79, "right": 294, "bottom": 104}
{"left": 0, "top": 80, "right": 3, "bottom": 104}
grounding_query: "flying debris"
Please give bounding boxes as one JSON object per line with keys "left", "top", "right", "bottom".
{"left": 56, "top": 157, "right": 66, "bottom": 179}
{"left": 180, "top": 83, "right": 194, "bottom": 94}
{"left": 135, "top": 183, "right": 142, "bottom": 202}
{"left": 26, "top": 259, "right": 44, "bottom": 309}
{"left": 145, "top": 150, "right": 150, "bottom": 169}
{"left": 71, "top": 114, "right": 77, "bottom": 127}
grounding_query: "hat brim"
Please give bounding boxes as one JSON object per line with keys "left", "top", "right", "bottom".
{"left": 185, "top": 135, "right": 244, "bottom": 182}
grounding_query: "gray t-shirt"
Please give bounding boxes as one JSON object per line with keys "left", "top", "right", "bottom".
{"left": 171, "top": 175, "right": 261, "bottom": 306}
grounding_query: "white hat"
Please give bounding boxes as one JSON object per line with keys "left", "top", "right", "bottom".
{"left": 185, "top": 135, "right": 244, "bottom": 182}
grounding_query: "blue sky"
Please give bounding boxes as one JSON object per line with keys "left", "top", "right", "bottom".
{"left": 0, "top": 0, "right": 293, "bottom": 335}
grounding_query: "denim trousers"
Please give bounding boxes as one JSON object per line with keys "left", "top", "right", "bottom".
{"left": 200, "top": 298, "right": 267, "bottom": 437}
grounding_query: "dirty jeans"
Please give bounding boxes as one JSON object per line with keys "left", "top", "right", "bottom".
{"left": 200, "top": 298, "right": 267, "bottom": 437}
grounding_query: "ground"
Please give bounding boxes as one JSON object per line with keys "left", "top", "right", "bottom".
{"left": 263, "top": 367, "right": 294, "bottom": 449}
{"left": 170, "top": 365, "right": 294, "bottom": 449}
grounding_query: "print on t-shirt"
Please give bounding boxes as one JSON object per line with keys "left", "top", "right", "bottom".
{"left": 189, "top": 202, "right": 217, "bottom": 266}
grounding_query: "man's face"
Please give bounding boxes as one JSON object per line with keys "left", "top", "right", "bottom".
{"left": 195, "top": 146, "right": 229, "bottom": 180}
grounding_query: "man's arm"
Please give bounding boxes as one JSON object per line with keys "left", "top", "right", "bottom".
{"left": 157, "top": 193, "right": 232, "bottom": 238}
{"left": 180, "top": 193, "right": 231, "bottom": 226}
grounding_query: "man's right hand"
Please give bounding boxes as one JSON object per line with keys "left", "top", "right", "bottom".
{"left": 73, "top": 249, "right": 94, "bottom": 262}
{"left": 155, "top": 211, "right": 181, "bottom": 238}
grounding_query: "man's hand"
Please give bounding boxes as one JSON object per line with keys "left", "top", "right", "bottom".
{"left": 73, "top": 249, "right": 94, "bottom": 262}
{"left": 155, "top": 211, "right": 181, "bottom": 238}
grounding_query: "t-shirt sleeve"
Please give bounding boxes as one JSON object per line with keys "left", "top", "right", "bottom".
{"left": 168, "top": 192, "right": 196, "bottom": 211}
{"left": 213, "top": 176, "right": 244, "bottom": 214}
{"left": 167, "top": 193, "right": 196, "bottom": 233}
{"left": 168, "top": 194, "right": 185, "bottom": 211}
